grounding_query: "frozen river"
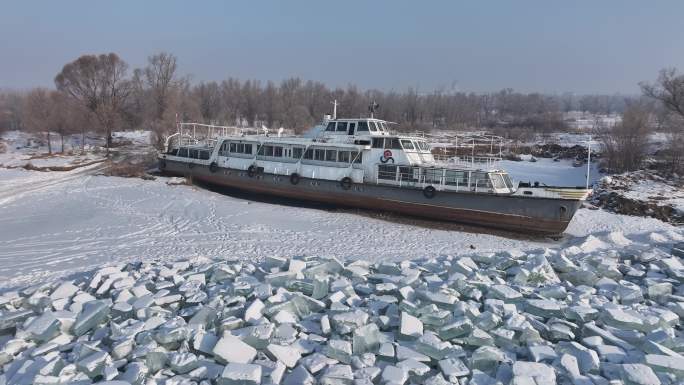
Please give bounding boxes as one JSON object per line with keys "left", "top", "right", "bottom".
{"left": 0, "top": 162, "right": 681, "bottom": 290}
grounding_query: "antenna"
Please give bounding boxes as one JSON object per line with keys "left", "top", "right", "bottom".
{"left": 368, "top": 101, "right": 379, "bottom": 118}
{"left": 331, "top": 100, "right": 338, "bottom": 120}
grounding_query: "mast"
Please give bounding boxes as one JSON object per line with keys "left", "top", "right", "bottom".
{"left": 368, "top": 101, "right": 379, "bottom": 119}
{"left": 586, "top": 135, "right": 592, "bottom": 189}
{"left": 331, "top": 100, "right": 338, "bottom": 120}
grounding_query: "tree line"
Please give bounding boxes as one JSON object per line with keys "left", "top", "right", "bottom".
{"left": 1, "top": 52, "right": 638, "bottom": 151}
{"left": 0, "top": 51, "right": 682, "bottom": 173}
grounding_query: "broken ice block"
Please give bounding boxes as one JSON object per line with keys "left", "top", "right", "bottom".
{"left": 76, "top": 351, "right": 110, "bottom": 378}
{"left": 266, "top": 343, "right": 301, "bottom": 368}
{"left": 72, "top": 300, "right": 110, "bottom": 336}
{"left": 438, "top": 357, "right": 469, "bottom": 378}
{"left": 218, "top": 362, "right": 262, "bottom": 385}
{"left": 25, "top": 312, "right": 61, "bottom": 342}
{"left": 399, "top": 312, "right": 423, "bottom": 338}
{"left": 352, "top": 323, "right": 382, "bottom": 355}
{"left": 324, "top": 339, "right": 353, "bottom": 364}
{"left": 212, "top": 334, "right": 257, "bottom": 364}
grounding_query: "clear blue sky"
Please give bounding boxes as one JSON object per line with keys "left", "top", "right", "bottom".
{"left": 1, "top": 0, "right": 683, "bottom": 94}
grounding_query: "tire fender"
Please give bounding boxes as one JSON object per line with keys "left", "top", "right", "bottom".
{"left": 290, "top": 173, "right": 300, "bottom": 185}
{"left": 423, "top": 185, "right": 436, "bottom": 199}
{"left": 340, "top": 177, "right": 352, "bottom": 190}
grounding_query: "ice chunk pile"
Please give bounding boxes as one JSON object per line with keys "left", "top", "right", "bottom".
{"left": 0, "top": 244, "right": 683, "bottom": 384}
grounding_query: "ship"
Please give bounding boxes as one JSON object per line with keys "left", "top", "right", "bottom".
{"left": 158, "top": 108, "right": 591, "bottom": 234}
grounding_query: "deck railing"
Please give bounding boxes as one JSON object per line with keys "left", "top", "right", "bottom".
{"left": 432, "top": 155, "right": 502, "bottom": 170}
{"left": 375, "top": 164, "right": 497, "bottom": 193}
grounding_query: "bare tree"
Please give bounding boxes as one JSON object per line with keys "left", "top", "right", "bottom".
{"left": 145, "top": 52, "right": 178, "bottom": 122}
{"left": 49, "top": 91, "right": 80, "bottom": 153}
{"left": 0, "top": 90, "right": 27, "bottom": 133}
{"left": 595, "top": 102, "right": 652, "bottom": 172}
{"left": 641, "top": 68, "right": 684, "bottom": 172}
{"left": 55, "top": 53, "right": 131, "bottom": 156}
{"left": 137, "top": 52, "right": 180, "bottom": 148}
{"left": 194, "top": 82, "right": 222, "bottom": 123}
{"left": 24, "top": 88, "right": 54, "bottom": 154}
{"left": 641, "top": 68, "right": 684, "bottom": 118}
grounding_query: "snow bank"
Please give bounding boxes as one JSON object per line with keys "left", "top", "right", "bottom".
{"left": 592, "top": 171, "right": 684, "bottom": 224}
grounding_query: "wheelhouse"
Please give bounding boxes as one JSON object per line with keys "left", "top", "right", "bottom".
{"left": 167, "top": 144, "right": 213, "bottom": 161}
{"left": 323, "top": 119, "right": 392, "bottom": 136}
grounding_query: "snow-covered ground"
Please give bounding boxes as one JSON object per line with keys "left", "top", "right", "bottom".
{"left": 0, "top": 129, "right": 152, "bottom": 170}
{"left": 593, "top": 171, "right": 684, "bottom": 223}
{"left": 0, "top": 165, "right": 681, "bottom": 290}
{"left": 0, "top": 129, "right": 680, "bottom": 290}
{"left": 620, "top": 177, "right": 684, "bottom": 214}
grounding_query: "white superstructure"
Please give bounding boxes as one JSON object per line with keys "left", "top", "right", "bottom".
{"left": 162, "top": 117, "right": 588, "bottom": 200}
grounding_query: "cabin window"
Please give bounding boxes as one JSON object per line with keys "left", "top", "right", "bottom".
{"left": 229, "top": 142, "right": 253, "bottom": 155}
{"left": 292, "top": 147, "right": 303, "bottom": 159}
{"left": 398, "top": 166, "right": 415, "bottom": 181}
{"left": 372, "top": 137, "right": 401, "bottom": 149}
{"left": 259, "top": 145, "right": 275, "bottom": 156}
{"left": 502, "top": 174, "right": 514, "bottom": 189}
{"left": 314, "top": 149, "right": 325, "bottom": 161}
{"left": 416, "top": 141, "right": 430, "bottom": 151}
{"left": 423, "top": 168, "right": 443, "bottom": 184}
{"left": 348, "top": 122, "right": 356, "bottom": 133}
{"left": 378, "top": 165, "right": 397, "bottom": 180}
{"left": 178, "top": 148, "right": 189, "bottom": 157}
{"left": 490, "top": 174, "right": 507, "bottom": 189}
{"left": 369, "top": 122, "right": 378, "bottom": 132}
{"left": 336, "top": 122, "right": 348, "bottom": 132}
{"left": 444, "top": 170, "right": 468, "bottom": 186}
{"left": 199, "top": 150, "right": 211, "bottom": 160}
{"left": 188, "top": 149, "right": 199, "bottom": 159}
{"left": 351, "top": 151, "right": 362, "bottom": 163}
{"left": 472, "top": 172, "right": 492, "bottom": 189}
{"left": 338, "top": 151, "right": 350, "bottom": 163}
{"left": 380, "top": 122, "right": 388, "bottom": 131}
{"left": 304, "top": 149, "right": 313, "bottom": 160}
{"left": 357, "top": 121, "right": 369, "bottom": 132}
{"left": 325, "top": 122, "right": 336, "bottom": 132}
{"left": 400, "top": 140, "right": 415, "bottom": 150}
{"left": 325, "top": 149, "right": 337, "bottom": 162}
{"left": 274, "top": 146, "right": 283, "bottom": 157}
